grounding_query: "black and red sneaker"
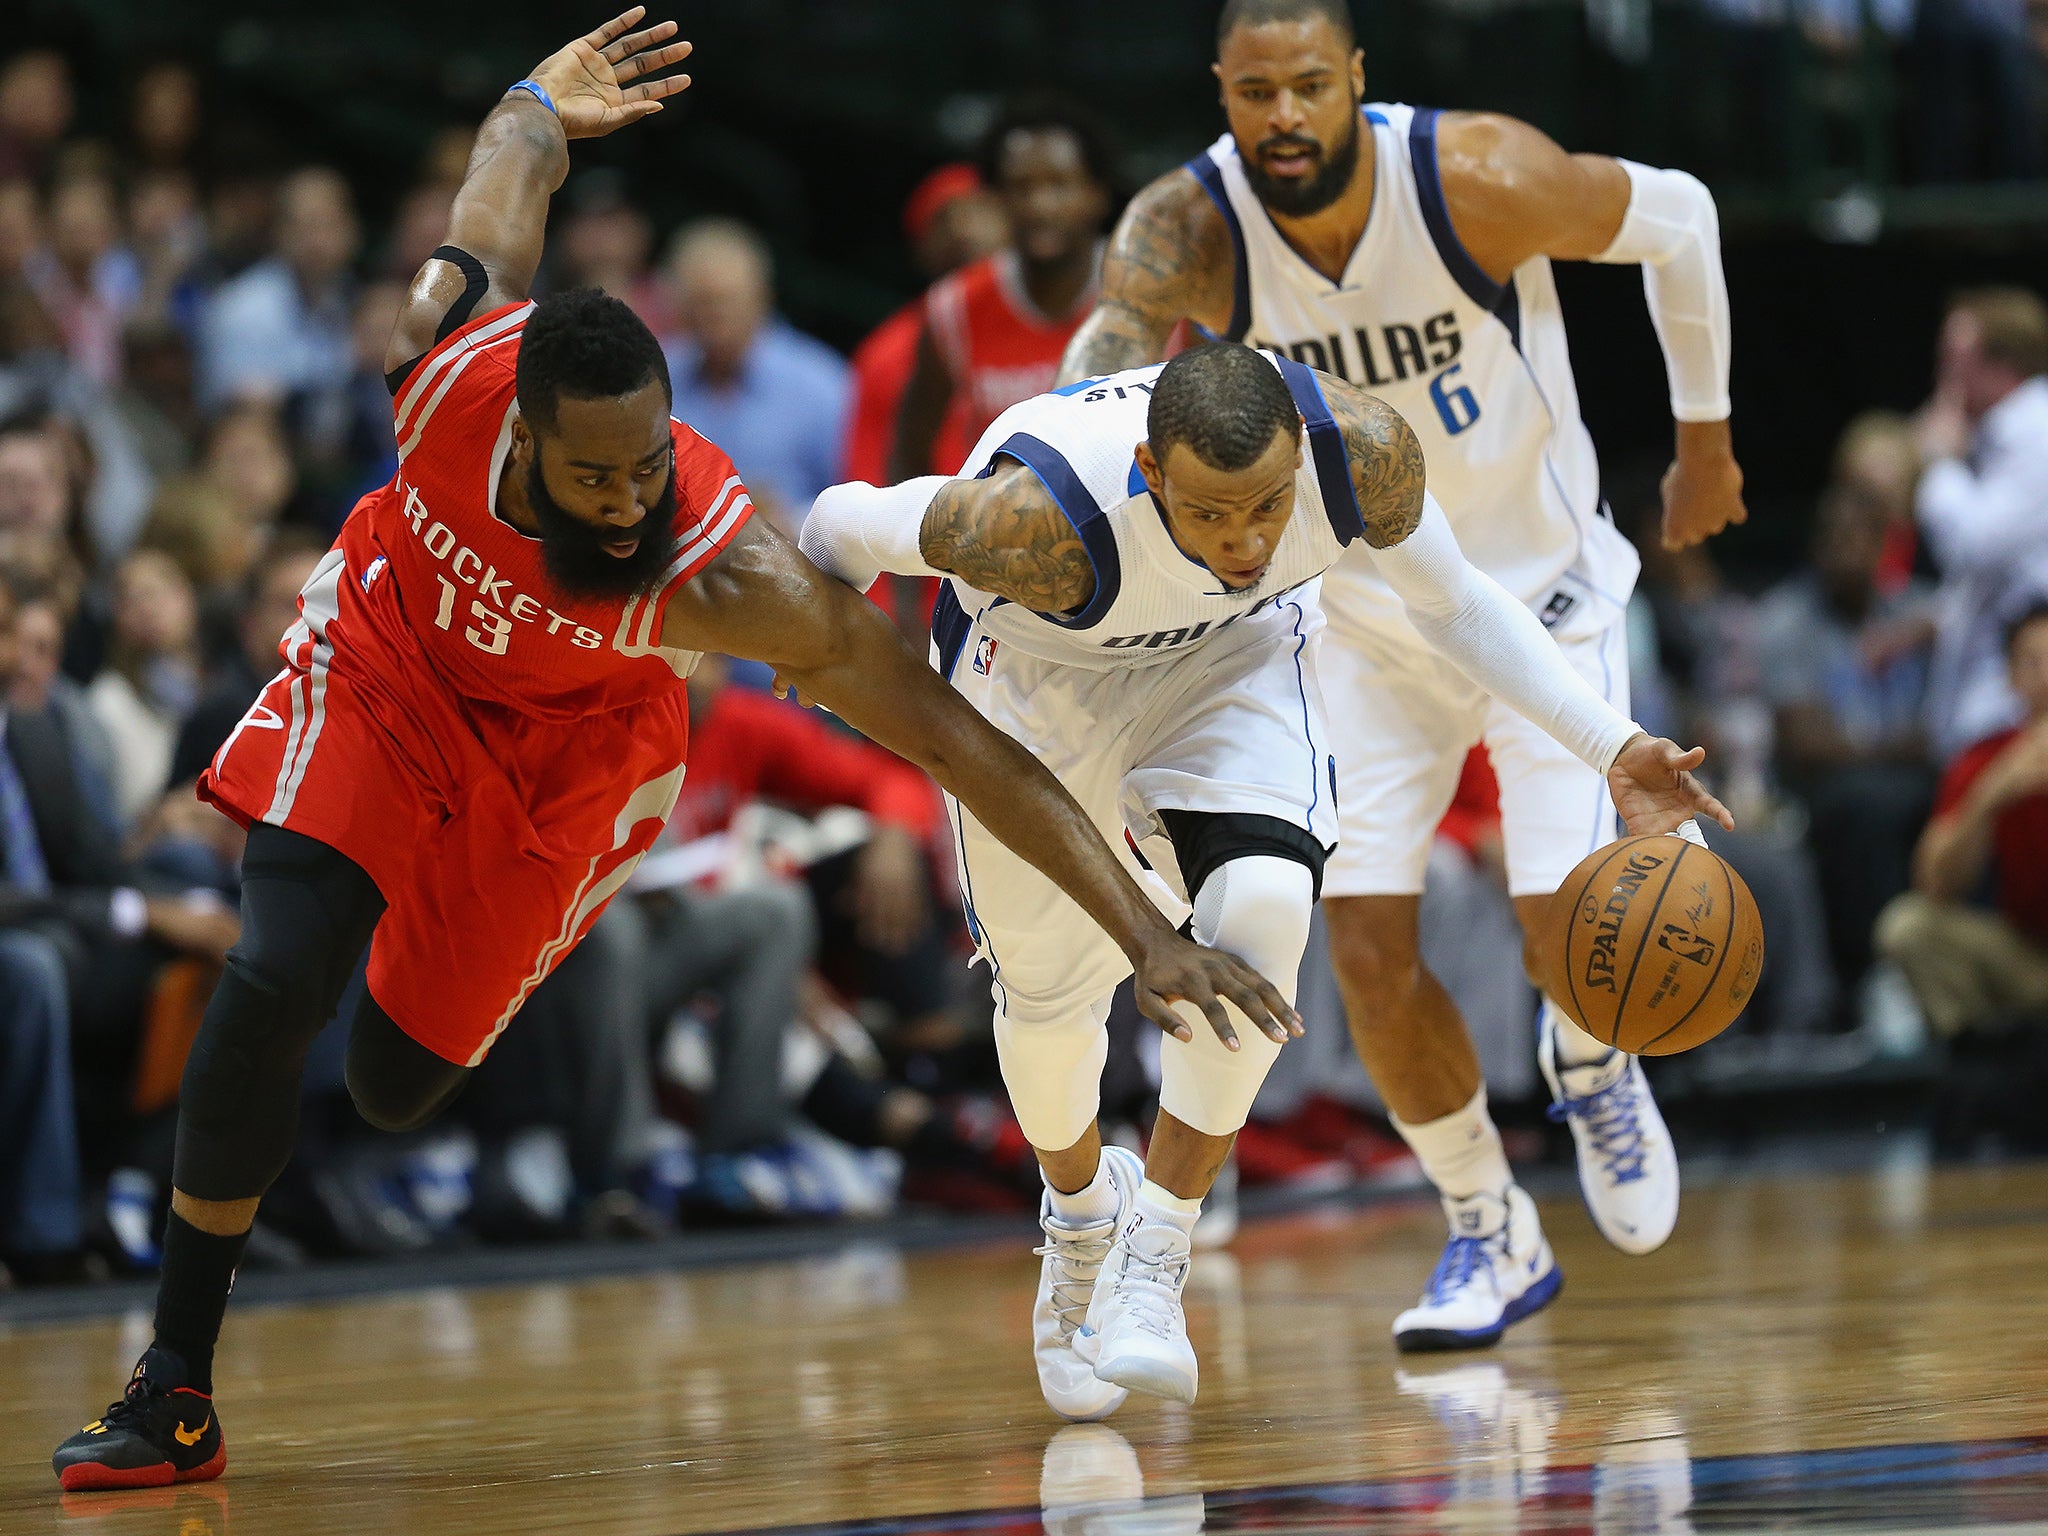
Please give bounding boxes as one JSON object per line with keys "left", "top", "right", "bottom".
{"left": 52, "top": 1348, "right": 225, "bottom": 1491}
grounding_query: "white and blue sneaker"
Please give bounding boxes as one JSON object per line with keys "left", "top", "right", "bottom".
{"left": 1088, "top": 1207, "right": 1200, "bottom": 1405}
{"left": 1540, "top": 1018, "right": 1680, "bottom": 1256}
{"left": 1393, "top": 1186, "right": 1561, "bottom": 1353}
{"left": 1033, "top": 1146, "right": 1144, "bottom": 1422}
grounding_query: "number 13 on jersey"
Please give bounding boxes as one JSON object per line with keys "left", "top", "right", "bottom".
{"left": 434, "top": 574, "right": 512, "bottom": 655}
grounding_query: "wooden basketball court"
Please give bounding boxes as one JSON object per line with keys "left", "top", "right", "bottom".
{"left": 7, "top": 1158, "right": 2048, "bottom": 1535}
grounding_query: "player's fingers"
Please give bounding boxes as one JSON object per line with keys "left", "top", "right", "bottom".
{"left": 1225, "top": 962, "right": 1300, "bottom": 1041}
{"left": 584, "top": 6, "right": 648, "bottom": 49}
{"left": 1135, "top": 989, "right": 1196, "bottom": 1044}
{"left": 614, "top": 32, "right": 688, "bottom": 76}
{"left": 1195, "top": 992, "right": 1240, "bottom": 1052}
{"left": 624, "top": 70, "right": 693, "bottom": 104}
{"left": 1664, "top": 742, "right": 1707, "bottom": 771}
{"left": 1683, "top": 773, "right": 1736, "bottom": 830}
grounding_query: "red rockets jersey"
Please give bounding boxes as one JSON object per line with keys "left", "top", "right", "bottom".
{"left": 354, "top": 301, "right": 755, "bottom": 722}
{"left": 923, "top": 251, "right": 1096, "bottom": 463}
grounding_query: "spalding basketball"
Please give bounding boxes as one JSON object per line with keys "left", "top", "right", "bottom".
{"left": 1545, "top": 834, "right": 1765, "bottom": 1056}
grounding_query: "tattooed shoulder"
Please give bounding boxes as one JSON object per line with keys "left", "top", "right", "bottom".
{"left": 1059, "top": 169, "right": 1238, "bottom": 384}
{"left": 1327, "top": 381, "right": 1428, "bottom": 548}
{"left": 918, "top": 462, "right": 1098, "bottom": 615}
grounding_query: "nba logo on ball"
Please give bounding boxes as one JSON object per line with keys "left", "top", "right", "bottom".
{"left": 973, "top": 635, "right": 999, "bottom": 675}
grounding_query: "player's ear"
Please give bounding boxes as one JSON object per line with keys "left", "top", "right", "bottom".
{"left": 1351, "top": 48, "right": 1366, "bottom": 100}
{"left": 1135, "top": 441, "right": 1164, "bottom": 501}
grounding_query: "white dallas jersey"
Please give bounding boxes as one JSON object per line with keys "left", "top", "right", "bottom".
{"left": 1191, "top": 102, "right": 1638, "bottom": 639}
{"left": 933, "top": 355, "right": 1362, "bottom": 675}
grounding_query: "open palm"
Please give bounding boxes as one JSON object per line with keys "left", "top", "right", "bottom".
{"left": 1608, "top": 734, "right": 1735, "bottom": 836}
{"left": 527, "top": 7, "right": 693, "bottom": 141}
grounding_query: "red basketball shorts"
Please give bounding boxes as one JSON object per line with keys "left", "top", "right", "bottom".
{"left": 202, "top": 655, "right": 686, "bottom": 1067}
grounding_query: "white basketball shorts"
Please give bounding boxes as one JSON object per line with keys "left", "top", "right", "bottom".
{"left": 941, "top": 590, "right": 1338, "bottom": 1026}
{"left": 1318, "top": 608, "right": 1630, "bottom": 901}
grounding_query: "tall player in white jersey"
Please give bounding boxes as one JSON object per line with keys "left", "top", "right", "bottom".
{"left": 799, "top": 341, "right": 1728, "bottom": 1418}
{"left": 1058, "top": 0, "right": 1750, "bottom": 1350}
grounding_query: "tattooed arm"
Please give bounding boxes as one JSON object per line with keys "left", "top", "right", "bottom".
{"left": 1056, "top": 169, "right": 1240, "bottom": 386}
{"left": 1321, "top": 377, "right": 1429, "bottom": 549}
{"left": 917, "top": 460, "right": 1096, "bottom": 614}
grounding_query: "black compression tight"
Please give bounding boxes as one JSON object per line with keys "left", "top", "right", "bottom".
{"left": 172, "top": 824, "right": 471, "bottom": 1202}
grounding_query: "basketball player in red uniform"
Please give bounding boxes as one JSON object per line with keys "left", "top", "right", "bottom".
{"left": 52, "top": 13, "right": 1294, "bottom": 1492}
{"left": 887, "top": 97, "right": 1116, "bottom": 483}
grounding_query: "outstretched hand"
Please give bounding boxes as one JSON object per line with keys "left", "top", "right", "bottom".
{"left": 1608, "top": 733, "right": 1736, "bottom": 836}
{"left": 526, "top": 7, "right": 693, "bottom": 140}
{"left": 1130, "top": 930, "right": 1302, "bottom": 1052}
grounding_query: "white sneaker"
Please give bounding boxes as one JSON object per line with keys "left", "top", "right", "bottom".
{"left": 1087, "top": 1210, "right": 1199, "bottom": 1404}
{"left": 1393, "top": 1186, "right": 1561, "bottom": 1353}
{"left": 1033, "top": 1146, "right": 1143, "bottom": 1422}
{"left": 1540, "top": 1019, "right": 1680, "bottom": 1255}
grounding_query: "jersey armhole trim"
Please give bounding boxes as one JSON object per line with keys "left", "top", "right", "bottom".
{"left": 1185, "top": 156, "right": 1252, "bottom": 344}
{"left": 1273, "top": 357, "right": 1364, "bottom": 545}
{"left": 1408, "top": 107, "right": 1524, "bottom": 353}
{"left": 986, "top": 432, "right": 1123, "bottom": 629}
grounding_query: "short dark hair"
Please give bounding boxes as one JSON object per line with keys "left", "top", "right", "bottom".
{"left": 1147, "top": 342, "right": 1302, "bottom": 472}
{"left": 2006, "top": 598, "right": 2048, "bottom": 656}
{"left": 515, "top": 287, "right": 671, "bottom": 435}
{"left": 1217, "top": 0, "right": 1356, "bottom": 52}
{"left": 976, "top": 92, "right": 1120, "bottom": 196}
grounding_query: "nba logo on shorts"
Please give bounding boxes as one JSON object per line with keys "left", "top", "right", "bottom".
{"left": 973, "top": 635, "right": 999, "bottom": 675}
{"left": 360, "top": 555, "right": 388, "bottom": 594}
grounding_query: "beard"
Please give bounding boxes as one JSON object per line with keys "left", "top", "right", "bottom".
{"left": 527, "top": 455, "right": 681, "bottom": 599}
{"left": 1240, "top": 105, "right": 1362, "bottom": 218}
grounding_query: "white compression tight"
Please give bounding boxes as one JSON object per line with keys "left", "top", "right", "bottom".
{"left": 994, "top": 855, "right": 1315, "bottom": 1150}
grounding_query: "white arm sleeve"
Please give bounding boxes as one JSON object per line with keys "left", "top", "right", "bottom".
{"left": 1371, "top": 495, "right": 1645, "bottom": 774}
{"left": 796, "top": 476, "right": 954, "bottom": 592}
{"left": 1590, "top": 160, "right": 1732, "bottom": 423}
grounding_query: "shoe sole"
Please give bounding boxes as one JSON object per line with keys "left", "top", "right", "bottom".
{"left": 1095, "top": 1352, "right": 1198, "bottom": 1405}
{"left": 1047, "top": 1386, "right": 1129, "bottom": 1423}
{"left": 1393, "top": 1265, "right": 1565, "bottom": 1355}
{"left": 56, "top": 1443, "right": 226, "bottom": 1492}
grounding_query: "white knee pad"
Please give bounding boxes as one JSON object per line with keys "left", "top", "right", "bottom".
{"left": 994, "top": 994, "right": 1112, "bottom": 1152}
{"left": 1159, "top": 855, "right": 1314, "bottom": 1138}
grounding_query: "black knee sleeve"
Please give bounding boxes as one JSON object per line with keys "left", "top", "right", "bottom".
{"left": 344, "top": 992, "right": 470, "bottom": 1133}
{"left": 172, "top": 826, "right": 385, "bottom": 1201}
{"left": 1159, "top": 809, "right": 1330, "bottom": 903}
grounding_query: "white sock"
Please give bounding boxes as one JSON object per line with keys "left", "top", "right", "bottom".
{"left": 1389, "top": 1085, "right": 1514, "bottom": 1202}
{"left": 1044, "top": 1155, "right": 1119, "bottom": 1225}
{"left": 1544, "top": 998, "right": 1618, "bottom": 1068}
{"left": 1134, "top": 1179, "right": 1202, "bottom": 1238}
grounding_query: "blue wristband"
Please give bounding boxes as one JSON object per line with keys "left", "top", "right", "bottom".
{"left": 506, "top": 79, "right": 557, "bottom": 116}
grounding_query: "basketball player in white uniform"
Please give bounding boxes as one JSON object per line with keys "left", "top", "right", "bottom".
{"left": 1057, "top": 0, "right": 1749, "bottom": 1351}
{"left": 798, "top": 342, "right": 1728, "bottom": 1418}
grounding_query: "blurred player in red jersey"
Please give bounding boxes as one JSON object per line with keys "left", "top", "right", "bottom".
{"left": 52, "top": 13, "right": 1295, "bottom": 1495}
{"left": 843, "top": 165, "right": 1007, "bottom": 488}
{"left": 887, "top": 96, "right": 1116, "bottom": 484}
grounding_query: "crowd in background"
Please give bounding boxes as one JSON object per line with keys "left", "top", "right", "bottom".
{"left": 5, "top": 27, "right": 2048, "bottom": 1287}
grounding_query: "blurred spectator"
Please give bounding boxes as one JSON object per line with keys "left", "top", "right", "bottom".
{"left": 0, "top": 51, "right": 73, "bottom": 181}
{"left": 889, "top": 96, "right": 1114, "bottom": 482}
{"left": 198, "top": 166, "right": 359, "bottom": 409}
{"left": 129, "top": 62, "right": 201, "bottom": 174}
{"left": 199, "top": 401, "right": 295, "bottom": 555}
{"left": 288, "top": 280, "right": 403, "bottom": 529}
{"left": 170, "top": 532, "right": 326, "bottom": 786}
{"left": 1754, "top": 419, "right": 1938, "bottom": 986}
{"left": 0, "top": 176, "right": 42, "bottom": 280}
{"left": 8, "top": 578, "right": 117, "bottom": 829}
{"left": 84, "top": 548, "right": 200, "bottom": 828}
{"left": 1881, "top": 602, "right": 2048, "bottom": 1033}
{"left": 0, "top": 576, "right": 87, "bottom": 1283}
{"left": 1914, "top": 286, "right": 2048, "bottom": 757}
{"left": 556, "top": 170, "right": 668, "bottom": 333}
{"left": 24, "top": 174, "right": 140, "bottom": 385}
{"left": 842, "top": 165, "right": 1006, "bottom": 486}
{"left": 114, "top": 318, "right": 200, "bottom": 479}
{"left": 127, "top": 170, "right": 207, "bottom": 334}
{"left": 663, "top": 218, "right": 849, "bottom": 530}
{"left": 196, "top": 171, "right": 280, "bottom": 288}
